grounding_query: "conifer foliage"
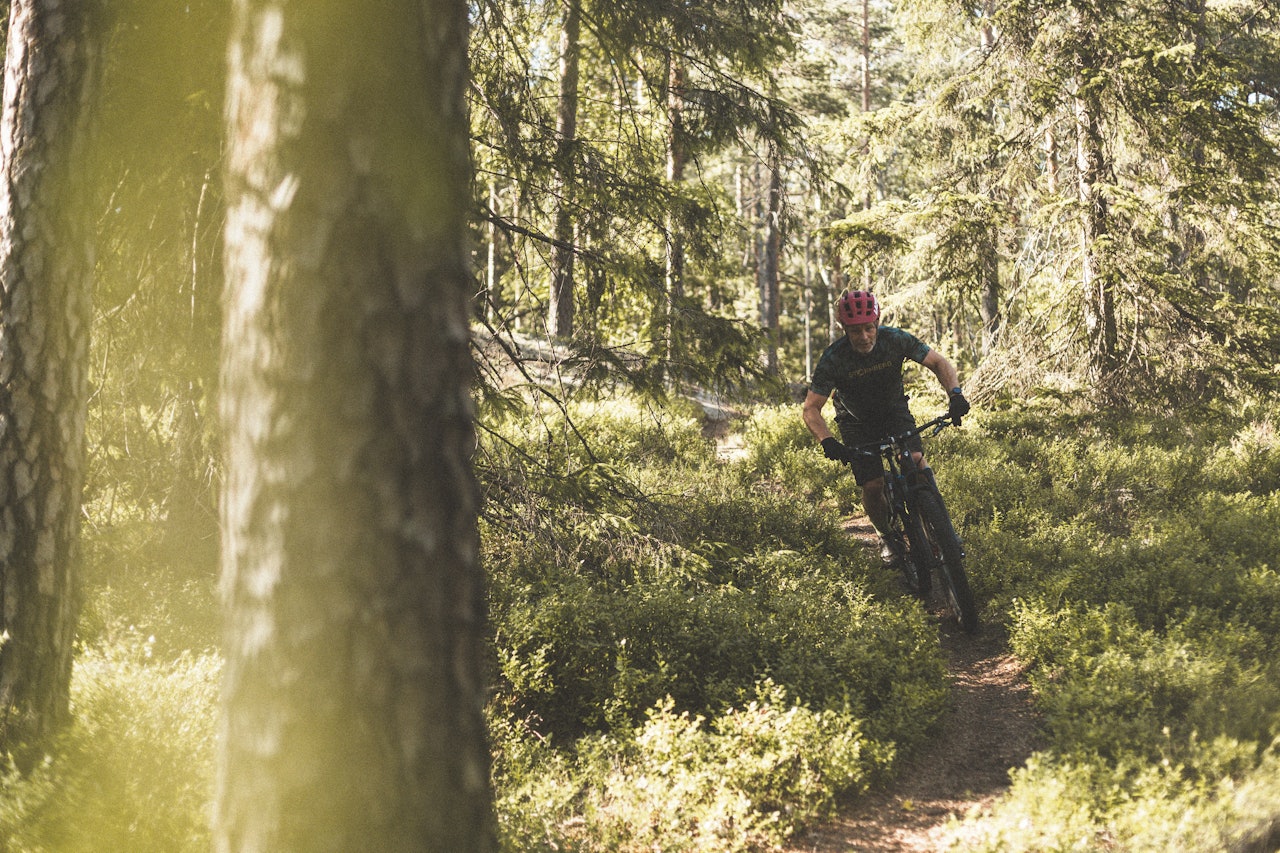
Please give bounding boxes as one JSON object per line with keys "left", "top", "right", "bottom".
{"left": 473, "top": 0, "right": 1279, "bottom": 402}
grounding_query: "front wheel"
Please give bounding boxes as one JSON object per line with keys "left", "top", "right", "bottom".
{"left": 899, "top": 509, "right": 934, "bottom": 598}
{"left": 913, "top": 487, "right": 978, "bottom": 633}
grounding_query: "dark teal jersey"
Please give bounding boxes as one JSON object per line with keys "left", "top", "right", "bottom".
{"left": 809, "top": 327, "right": 930, "bottom": 426}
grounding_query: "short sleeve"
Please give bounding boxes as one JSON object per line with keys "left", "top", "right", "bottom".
{"left": 887, "top": 328, "right": 930, "bottom": 364}
{"left": 809, "top": 347, "right": 838, "bottom": 397}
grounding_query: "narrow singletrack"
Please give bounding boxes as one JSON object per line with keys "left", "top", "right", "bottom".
{"left": 785, "top": 521, "right": 1043, "bottom": 852}
{"left": 706, "top": 413, "right": 1042, "bottom": 850}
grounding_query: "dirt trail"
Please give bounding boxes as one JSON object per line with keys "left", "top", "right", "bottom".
{"left": 785, "top": 521, "right": 1044, "bottom": 852}
{"left": 706, "top": 415, "right": 1042, "bottom": 850}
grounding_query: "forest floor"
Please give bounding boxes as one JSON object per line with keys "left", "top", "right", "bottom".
{"left": 784, "top": 517, "right": 1045, "bottom": 853}
{"left": 708, "top": 414, "right": 1044, "bottom": 851}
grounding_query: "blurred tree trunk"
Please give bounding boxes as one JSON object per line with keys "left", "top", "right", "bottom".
{"left": 976, "top": 0, "right": 1001, "bottom": 357}
{"left": 1169, "top": 0, "right": 1210, "bottom": 295}
{"left": 757, "top": 138, "right": 782, "bottom": 375}
{"left": 736, "top": 158, "right": 751, "bottom": 270}
{"left": 548, "top": 0, "right": 580, "bottom": 338}
{"left": 0, "top": 0, "right": 99, "bottom": 764}
{"left": 978, "top": 234, "right": 1001, "bottom": 356}
{"left": 815, "top": 214, "right": 844, "bottom": 338}
{"left": 664, "top": 55, "right": 688, "bottom": 386}
{"left": 1044, "top": 126, "right": 1059, "bottom": 194}
{"left": 1070, "top": 7, "right": 1117, "bottom": 388}
{"left": 485, "top": 179, "right": 506, "bottom": 324}
{"left": 860, "top": 0, "right": 871, "bottom": 214}
{"left": 218, "top": 2, "right": 495, "bottom": 851}
{"left": 1074, "top": 85, "right": 1118, "bottom": 386}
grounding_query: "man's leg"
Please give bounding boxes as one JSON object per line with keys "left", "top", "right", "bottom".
{"left": 861, "top": 476, "right": 891, "bottom": 533}
{"left": 861, "top": 477, "right": 903, "bottom": 565}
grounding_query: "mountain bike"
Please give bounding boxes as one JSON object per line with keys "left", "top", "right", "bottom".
{"left": 852, "top": 414, "right": 978, "bottom": 633}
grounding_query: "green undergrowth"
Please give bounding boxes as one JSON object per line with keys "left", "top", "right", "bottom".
{"left": 482, "top": 394, "right": 948, "bottom": 851}
{"left": 5, "top": 391, "right": 1279, "bottom": 851}
{"left": 493, "top": 684, "right": 893, "bottom": 853}
{"left": 923, "top": 395, "right": 1280, "bottom": 851}
{"left": 0, "top": 641, "right": 220, "bottom": 852}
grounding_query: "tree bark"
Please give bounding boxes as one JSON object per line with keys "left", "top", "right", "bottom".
{"left": 664, "top": 56, "right": 688, "bottom": 385}
{"left": 485, "top": 180, "right": 504, "bottom": 324}
{"left": 816, "top": 222, "right": 845, "bottom": 338}
{"left": 548, "top": 0, "right": 580, "bottom": 338}
{"left": 978, "top": 228, "right": 1001, "bottom": 356}
{"left": 1070, "top": 6, "right": 1117, "bottom": 386}
{"left": 1173, "top": 0, "right": 1210, "bottom": 295}
{"left": 1044, "top": 125, "right": 1060, "bottom": 194}
{"left": 860, "top": 0, "right": 872, "bottom": 215}
{"left": 757, "top": 138, "right": 783, "bottom": 375}
{"left": 218, "top": 3, "right": 494, "bottom": 851}
{"left": 0, "top": 0, "right": 98, "bottom": 762}
{"left": 1074, "top": 86, "right": 1118, "bottom": 385}
{"left": 977, "top": 0, "right": 1001, "bottom": 357}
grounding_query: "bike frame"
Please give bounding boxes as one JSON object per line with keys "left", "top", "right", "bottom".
{"left": 855, "top": 414, "right": 953, "bottom": 526}
{"left": 851, "top": 414, "right": 978, "bottom": 632}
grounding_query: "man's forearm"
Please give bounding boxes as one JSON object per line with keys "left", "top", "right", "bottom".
{"left": 803, "top": 409, "right": 834, "bottom": 442}
{"left": 930, "top": 355, "right": 961, "bottom": 393}
{"left": 802, "top": 395, "right": 834, "bottom": 442}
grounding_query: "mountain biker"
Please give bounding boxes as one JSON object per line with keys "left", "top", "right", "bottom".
{"left": 801, "top": 289, "right": 970, "bottom": 564}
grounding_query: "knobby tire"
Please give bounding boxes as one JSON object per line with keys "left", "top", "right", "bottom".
{"left": 913, "top": 487, "right": 978, "bottom": 633}
{"left": 899, "top": 509, "right": 934, "bottom": 598}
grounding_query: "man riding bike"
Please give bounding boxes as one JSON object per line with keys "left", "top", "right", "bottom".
{"left": 801, "top": 290, "right": 970, "bottom": 564}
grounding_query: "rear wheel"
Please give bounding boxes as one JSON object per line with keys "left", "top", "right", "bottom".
{"left": 913, "top": 487, "right": 978, "bottom": 633}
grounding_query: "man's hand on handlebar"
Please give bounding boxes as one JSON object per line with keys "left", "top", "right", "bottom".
{"left": 821, "top": 437, "right": 858, "bottom": 463}
{"left": 948, "top": 388, "right": 970, "bottom": 426}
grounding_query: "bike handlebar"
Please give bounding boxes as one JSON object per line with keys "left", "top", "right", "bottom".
{"left": 849, "top": 412, "right": 959, "bottom": 458}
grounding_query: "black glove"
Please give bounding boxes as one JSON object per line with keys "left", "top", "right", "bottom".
{"left": 948, "top": 388, "right": 970, "bottom": 424}
{"left": 821, "top": 437, "right": 853, "bottom": 463}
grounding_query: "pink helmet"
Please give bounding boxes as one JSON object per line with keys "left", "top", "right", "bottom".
{"left": 837, "top": 290, "right": 880, "bottom": 326}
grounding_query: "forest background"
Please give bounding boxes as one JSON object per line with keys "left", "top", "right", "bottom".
{"left": 0, "top": 0, "right": 1278, "bottom": 850}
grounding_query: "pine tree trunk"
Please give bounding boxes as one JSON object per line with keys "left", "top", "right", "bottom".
{"left": 736, "top": 158, "right": 751, "bottom": 270}
{"left": 1175, "top": 0, "right": 1211, "bottom": 295}
{"left": 1044, "top": 125, "right": 1060, "bottom": 194}
{"left": 1074, "top": 87, "right": 1118, "bottom": 385}
{"left": 977, "top": 2, "right": 1002, "bottom": 357}
{"left": 218, "top": 3, "right": 495, "bottom": 851}
{"left": 1070, "top": 6, "right": 1118, "bottom": 388}
{"left": 816, "top": 223, "right": 845, "bottom": 338}
{"left": 0, "top": 0, "right": 98, "bottom": 763}
{"left": 859, "top": 0, "right": 873, "bottom": 287}
{"left": 758, "top": 139, "right": 783, "bottom": 375}
{"left": 548, "top": 0, "right": 580, "bottom": 338}
{"left": 486, "top": 180, "right": 505, "bottom": 324}
{"left": 979, "top": 231, "right": 1001, "bottom": 356}
{"left": 664, "top": 57, "right": 688, "bottom": 386}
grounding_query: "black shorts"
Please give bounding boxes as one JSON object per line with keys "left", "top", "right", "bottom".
{"left": 838, "top": 414, "right": 923, "bottom": 486}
